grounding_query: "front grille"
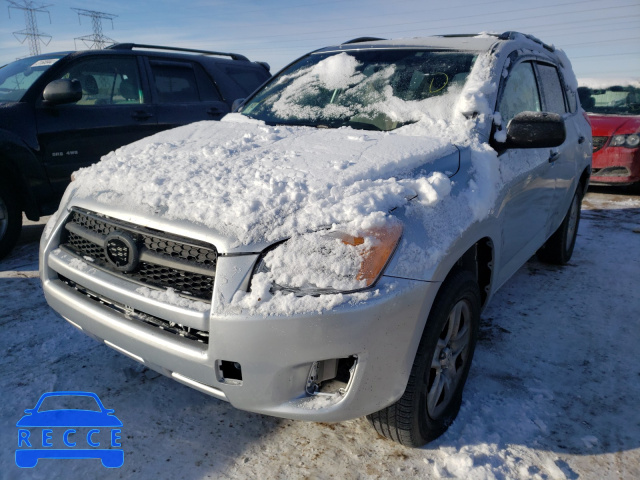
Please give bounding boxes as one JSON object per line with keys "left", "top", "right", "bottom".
{"left": 60, "top": 208, "right": 217, "bottom": 302}
{"left": 60, "top": 275, "right": 209, "bottom": 344}
{"left": 593, "top": 136, "right": 608, "bottom": 152}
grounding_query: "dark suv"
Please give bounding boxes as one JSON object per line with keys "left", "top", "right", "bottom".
{"left": 0, "top": 44, "right": 271, "bottom": 258}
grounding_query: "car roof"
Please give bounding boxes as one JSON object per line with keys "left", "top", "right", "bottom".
{"left": 315, "top": 34, "right": 500, "bottom": 54}
{"left": 314, "top": 32, "right": 555, "bottom": 55}
{"left": 28, "top": 45, "right": 261, "bottom": 69}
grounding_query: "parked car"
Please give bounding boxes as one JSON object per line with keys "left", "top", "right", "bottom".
{"left": 578, "top": 84, "right": 640, "bottom": 185}
{"left": 40, "top": 32, "right": 591, "bottom": 447}
{"left": 0, "top": 44, "right": 271, "bottom": 258}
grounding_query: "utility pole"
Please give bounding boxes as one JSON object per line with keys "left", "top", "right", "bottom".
{"left": 7, "top": 0, "right": 52, "bottom": 57}
{"left": 72, "top": 8, "right": 117, "bottom": 50}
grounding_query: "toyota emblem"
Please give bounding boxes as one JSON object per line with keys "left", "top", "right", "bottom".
{"left": 105, "top": 231, "right": 139, "bottom": 273}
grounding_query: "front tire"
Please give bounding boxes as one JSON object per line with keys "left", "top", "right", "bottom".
{"left": 537, "top": 187, "right": 582, "bottom": 265}
{"left": 0, "top": 178, "right": 22, "bottom": 260}
{"left": 367, "top": 270, "right": 481, "bottom": 447}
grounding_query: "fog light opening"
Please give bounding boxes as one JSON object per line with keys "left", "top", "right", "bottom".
{"left": 306, "top": 356, "right": 357, "bottom": 397}
{"left": 218, "top": 360, "right": 243, "bottom": 385}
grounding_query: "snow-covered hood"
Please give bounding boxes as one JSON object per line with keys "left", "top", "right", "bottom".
{"left": 70, "top": 114, "right": 460, "bottom": 250}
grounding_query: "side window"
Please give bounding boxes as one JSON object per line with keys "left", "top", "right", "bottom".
{"left": 498, "top": 61, "right": 541, "bottom": 125}
{"left": 59, "top": 57, "right": 143, "bottom": 106}
{"left": 150, "top": 61, "right": 200, "bottom": 103}
{"left": 221, "top": 65, "right": 270, "bottom": 95}
{"left": 536, "top": 63, "right": 567, "bottom": 115}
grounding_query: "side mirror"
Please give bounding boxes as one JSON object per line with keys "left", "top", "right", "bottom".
{"left": 43, "top": 78, "right": 82, "bottom": 105}
{"left": 505, "top": 111, "right": 566, "bottom": 149}
{"left": 231, "top": 98, "right": 245, "bottom": 113}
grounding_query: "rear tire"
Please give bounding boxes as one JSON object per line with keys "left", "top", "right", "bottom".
{"left": 367, "top": 270, "right": 481, "bottom": 447}
{"left": 0, "top": 178, "right": 22, "bottom": 260}
{"left": 537, "top": 187, "right": 582, "bottom": 265}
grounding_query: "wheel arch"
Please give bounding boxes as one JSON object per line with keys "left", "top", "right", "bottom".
{"left": 0, "top": 136, "right": 49, "bottom": 220}
{"left": 441, "top": 236, "right": 495, "bottom": 309}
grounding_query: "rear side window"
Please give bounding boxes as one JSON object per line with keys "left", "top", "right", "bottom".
{"left": 498, "top": 61, "right": 541, "bottom": 125}
{"left": 151, "top": 61, "right": 200, "bottom": 103}
{"left": 536, "top": 63, "right": 567, "bottom": 115}
{"left": 222, "top": 65, "right": 269, "bottom": 95}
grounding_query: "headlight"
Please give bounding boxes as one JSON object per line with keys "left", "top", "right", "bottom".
{"left": 610, "top": 134, "right": 640, "bottom": 148}
{"left": 253, "top": 222, "right": 403, "bottom": 295}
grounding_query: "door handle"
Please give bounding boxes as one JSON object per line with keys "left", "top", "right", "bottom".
{"left": 207, "top": 107, "right": 224, "bottom": 116}
{"left": 578, "top": 136, "right": 586, "bottom": 144}
{"left": 131, "top": 110, "right": 153, "bottom": 120}
{"left": 548, "top": 151, "right": 560, "bottom": 163}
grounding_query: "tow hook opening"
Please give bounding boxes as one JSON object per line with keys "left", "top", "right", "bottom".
{"left": 306, "top": 356, "right": 357, "bottom": 397}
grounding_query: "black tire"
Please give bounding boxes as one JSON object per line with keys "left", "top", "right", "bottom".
{"left": 537, "top": 187, "right": 582, "bottom": 265}
{"left": 367, "top": 270, "right": 481, "bottom": 447}
{"left": 0, "top": 178, "right": 23, "bottom": 260}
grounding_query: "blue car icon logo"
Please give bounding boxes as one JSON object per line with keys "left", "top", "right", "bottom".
{"left": 16, "top": 391, "right": 123, "bottom": 468}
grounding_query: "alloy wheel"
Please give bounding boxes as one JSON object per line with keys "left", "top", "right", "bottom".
{"left": 427, "top": 298, "right": 472, "bottom": 419}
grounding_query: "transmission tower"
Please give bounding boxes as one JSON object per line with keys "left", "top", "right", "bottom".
{"left": 7, "top": 0, "right": 52, "bottom": 57}
{"left": 72, "top": 8, "right": 117, "bottom": 50}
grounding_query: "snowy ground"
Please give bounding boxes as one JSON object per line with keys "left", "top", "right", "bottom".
{"left": 1, "top": 187, "right": 639, "bottom": 480}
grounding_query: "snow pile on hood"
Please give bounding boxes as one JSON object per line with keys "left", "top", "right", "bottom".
{"left": 71, "top": 118, "right": 459, "bottom": 247}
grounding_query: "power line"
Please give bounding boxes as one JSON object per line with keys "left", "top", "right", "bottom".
{"left": 7, "top": 0, "right": 52, "bottom": 57}
{"left": 571, "top": 51, "right": 640, "bottom": 59}
{"left": 72, "top": 8, "right": 117, "bottom": 50}
{"left": 219, "top": 14, "right": 640, "bottom": 53}
{"left": 561, "top": 36, "right": 640, "bottom": 48}
{"left": 227, "top": 1, "right": 636, "bottom": 43}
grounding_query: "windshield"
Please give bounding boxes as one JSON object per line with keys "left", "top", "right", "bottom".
{"left": 0, "top": 54, "right": 65, "bottom": 102}
{"left": 241, "top": 49, "right": 477, "bottom": 131}
{"left": 578, "top": 85, "right": 640, "bottom": 115}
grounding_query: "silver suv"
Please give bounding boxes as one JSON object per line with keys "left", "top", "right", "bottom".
{"left": 40, "top": 32, "right": 591, "bottom": 447}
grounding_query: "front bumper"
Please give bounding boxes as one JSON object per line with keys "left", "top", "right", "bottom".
{"left": 591, "top": 146, "right": 640, "bottom": 185}
{"left": 40, "top": 207, "right": 438, "bottom": 422}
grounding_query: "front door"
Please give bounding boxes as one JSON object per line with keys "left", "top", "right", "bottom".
{"left": 35, "top": 56, "right": 158, "bottom": 194}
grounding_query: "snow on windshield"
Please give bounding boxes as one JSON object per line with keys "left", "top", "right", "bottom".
{"left": 243, "top": 50, "right": 476, "bottom": 131}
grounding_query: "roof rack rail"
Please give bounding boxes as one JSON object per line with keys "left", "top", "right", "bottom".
{"left": 498, "top": 31, "right": 554, "bottom": 52}
{"left": 342, "top": 37, "right": 386, "bottom": 45}
{"left": 438, "top": 33, "right": 499, "bottom": 38}
{"left": 106, "top": 43, "right": 250, "bottom": 61}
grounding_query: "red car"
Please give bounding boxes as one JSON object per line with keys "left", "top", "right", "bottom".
{"left": 578, "top": 85, "right": 640, "bottom": 185}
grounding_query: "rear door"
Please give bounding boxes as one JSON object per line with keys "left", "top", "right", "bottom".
{"left": 534, "top": 61, "right": 581, "bottom": 229}
{"left": 35, "top": 55, "right": 158, "bottom": 194}
{"left": 147, "top": 59, "right": 229, "bottom": 130}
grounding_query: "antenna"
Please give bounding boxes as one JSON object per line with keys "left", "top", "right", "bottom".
{"left": 72, "top": 8, "right": 117, "bottom": 50}
{"left": 7, "top": 0, "right": 52, "bottom": 57}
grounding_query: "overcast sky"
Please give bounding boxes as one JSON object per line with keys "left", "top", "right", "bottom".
{"left": 1, "top": 0, "right": 639, "bottom": 81}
